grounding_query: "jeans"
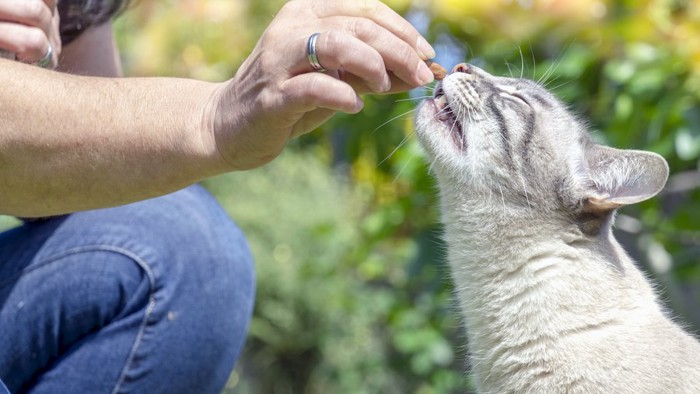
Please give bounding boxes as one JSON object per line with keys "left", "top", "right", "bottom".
{"left": 0, "top": 185, "right": 255, "bottom": 393}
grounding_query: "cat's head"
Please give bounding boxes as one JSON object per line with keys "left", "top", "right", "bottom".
{"left": 415, "top": 64, "right": 668, "bottom": 230}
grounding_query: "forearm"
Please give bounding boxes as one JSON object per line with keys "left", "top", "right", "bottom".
{"left": 0, "top": 59, "right": 226, "bottom": 216}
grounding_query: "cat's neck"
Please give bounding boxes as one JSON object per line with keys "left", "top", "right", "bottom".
{"left": 439, "top": 194, "right": 598, "bottom": 272}
{"left": 442, "top": 205, "right": 592, "bottom": 276}
{"left": 440, "top": 196, "right": 651, "bottom": 301}
{"left": 440, "top": 197, "right": 660, "bottom": 385}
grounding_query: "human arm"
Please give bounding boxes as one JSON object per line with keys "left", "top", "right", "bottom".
{"left": 0, "top": 0, "right": 435, "bottom": 217}
{"left": 2, "top": 19, "right": 220, "bottom": 216}
{"left": 1, "top": 59, "right": 222, "bottom": 216}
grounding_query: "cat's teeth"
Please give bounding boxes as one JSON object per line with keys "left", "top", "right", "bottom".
{"left": 435, "top": 95, "right": 454, "bottom": 122}
{"left": 436, "top": 95, "right": 448, "bottom": 110}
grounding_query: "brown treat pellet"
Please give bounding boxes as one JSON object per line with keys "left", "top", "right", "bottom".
{"left": 426, "top": 60, "right": 447, "bottom": 80}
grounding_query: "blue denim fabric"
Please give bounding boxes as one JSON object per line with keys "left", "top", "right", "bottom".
{"left": 0, "top": 185, "right": 255, "bottom": 393}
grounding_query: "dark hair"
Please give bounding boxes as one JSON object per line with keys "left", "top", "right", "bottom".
{"left": 59, "top": 0, "right": 130, "bottom": 45}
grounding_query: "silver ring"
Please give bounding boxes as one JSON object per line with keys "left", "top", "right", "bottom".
{"left": 306, "top": 32, "right": 326, "bottom": 72}
{"left": 36, "top": 44, "right": 53, "bottom": 69}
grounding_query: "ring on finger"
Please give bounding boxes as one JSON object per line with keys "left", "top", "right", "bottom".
{"left": 306, "top": 32, "right": 326, "bottom": 72}
{"left": 36, "top": 44, "right": 53, "bottom": 69}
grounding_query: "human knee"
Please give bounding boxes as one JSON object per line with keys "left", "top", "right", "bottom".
{"left": 15, "top": 247, "right": 150, "bottom": 325}
{"left": 152, "top": 185, "right": 255, "bottom": 296}
{"left": 135, "top": 185, "right": 256, "bottom": 339}
{"left": 0, "top": 249, "right": 151, "bottom": 392}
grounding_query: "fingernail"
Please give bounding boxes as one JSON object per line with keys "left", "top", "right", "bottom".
{"left": 418, "top": 61, "right": 434, "bottom": 85}
{"left": 354, "top": 96, "right": 365, "bottom": 113}
{"left": 381, "top": 74, "right": 392, "bottom": 92}
{"left": 417, "top": 37, "right": 436, "bottom": 60}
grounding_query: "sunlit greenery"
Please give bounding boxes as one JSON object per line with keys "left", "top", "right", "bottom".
{"left": 113, "top": 1, "right": 700, "bottom": 393}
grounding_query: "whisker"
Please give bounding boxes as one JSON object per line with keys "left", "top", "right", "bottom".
{"left": 539, "top": 58, "right": 561, "bottom": 87}
{"left": 547, "top": 77, "right": 575, "bottom": 92}
{"left": 372, "top": 108, "right": 417, "bottom": 133}
{"left": 537, "top": 55, "right": 559, "bottom": 86}
{"left": 393, "top": 149, "right": 418, "bottom": 184}
{"left": 538, "top": 41, "right": 574, "bottom": 86}
{"left": 427, "top": 160, "right": 436, "bottom": 176}
{"left": 518, "top": 46, "right": 525, "bottom": 79}
{"left": 395, "top": 96, "right": 432, "bottom": 102}
{"left": 542, "top": 75, "right": 561, "bottom": 89}
{"left": 378, "top": 132, "right": 413, "bottom": 167}
{"left": 530, "top": 42, "right": 537, "bottom": 80}
{"left": 423, "top": 81, "right": 439, "bottom": 91}
{"left": 434, "top": 106, "right": 453, "bottom": 119}
{"left": 447, "top": 115, "right": 459, "bottom": 136}
{"left": 505, "top": 60, "right": 515, "bottom": 78}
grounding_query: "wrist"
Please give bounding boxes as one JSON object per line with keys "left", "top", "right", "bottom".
{"left": 196, "top": 81, "right": 236, "bottom": 175}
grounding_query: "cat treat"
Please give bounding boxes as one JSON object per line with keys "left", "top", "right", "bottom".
{"left": 426, "top": 60, "right": 447, "bottom": 80}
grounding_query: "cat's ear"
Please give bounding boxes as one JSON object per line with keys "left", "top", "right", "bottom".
{"left": 583, "top": 145, "right": 669, "bottom": 212}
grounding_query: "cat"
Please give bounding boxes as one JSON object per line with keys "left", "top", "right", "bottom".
{"left": 415, "top": 63, "right": 700, "bottom": 393}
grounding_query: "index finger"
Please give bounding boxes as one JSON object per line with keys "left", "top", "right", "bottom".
{"left": 312, "top": 0, "right": 435, "bottom": 60}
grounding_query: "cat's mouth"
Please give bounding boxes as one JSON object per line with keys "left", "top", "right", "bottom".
{"left": 433, "top": 82, "right": 465, "bottom": 149}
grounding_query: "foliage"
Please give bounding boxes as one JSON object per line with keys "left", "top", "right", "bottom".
{"left": 204, "top": 151, "right": 467, "bottom": 393}
{"left": 114, "top": 0, "right": 700, "bottom": 392}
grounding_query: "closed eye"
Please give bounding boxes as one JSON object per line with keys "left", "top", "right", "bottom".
{"left": 500, "top": 91, "right": 530, "bottom": 107}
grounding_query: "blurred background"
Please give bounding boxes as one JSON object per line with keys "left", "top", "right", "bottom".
{"left": 7, "top": 0, "right": 698, "bottom": 393}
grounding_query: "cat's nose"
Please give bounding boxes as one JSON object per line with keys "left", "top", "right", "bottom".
{"left": 452, "top": 63, "right": 472, "bottom": 74}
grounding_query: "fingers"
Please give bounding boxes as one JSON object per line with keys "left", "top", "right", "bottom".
{"left": 0, "top": 0, "right": 56, "bottom": 66}
{"left": 340, "top": 71, "right": 415, "bottom": 95}
{"left": 280, "top": 0, "right": 435, "bottom": 91}
{"left": 0, "top": 0, "right": 52, "bottom": 33}
{"left": 289, "top": 28, "right": 433, "bottom": 94}
{"left": 332, "top": 16, "right": 434, "bottom": 86}
{"left": 312, "top": 0, "right": 435, "bottom": 59}
{"left": 281, "top": 72, "right": 364, "bottom": 115}
{"left": 0, "top": 22, "right": 50, "bottom": 63}
{"left": 290, "top": 31, "right": 390, "bottom": 93}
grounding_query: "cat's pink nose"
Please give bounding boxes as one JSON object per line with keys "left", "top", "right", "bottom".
{"left": 452, "top": 63, "right": 472, "bottom": 74}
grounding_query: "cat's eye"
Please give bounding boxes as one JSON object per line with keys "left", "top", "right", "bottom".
{"left": 511, "top": 92, "right": 530, "bottom": 104}
{"left": 500, "top": 91, "right": 530, "bottom": 106}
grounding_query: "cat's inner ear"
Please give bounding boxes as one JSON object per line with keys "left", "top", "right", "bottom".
{"left": 583, "top": 145, "right": 669, "bottom": 212}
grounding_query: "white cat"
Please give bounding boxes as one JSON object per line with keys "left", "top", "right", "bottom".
{"left": 415, "top": 63, "right": 700, "bottom": 393}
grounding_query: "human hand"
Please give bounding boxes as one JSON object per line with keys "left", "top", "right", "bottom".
{"left": 206, "top": 0, "right": 436, "bottom": 171}
{"left": 0, "top": 0, "right": 61, "bottom": 68}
